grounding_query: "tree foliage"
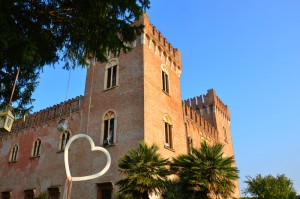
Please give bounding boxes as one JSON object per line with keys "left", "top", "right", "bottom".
{"left": 117, "top": 141, "right": 239, "bottom": 199}
{"left": 0, "top": 66, "right": 39, "bottom": 116}
{"left": 117, "top": 142, "right": 170, "bottom": 199}
{"left": 170, "top": 141, "right": 239, "bottom": 199}
{"left": 0, "top": 0, "right": 150, "bottom": 115}
{"left": 243, "top": 174, "right": 297, "bottom": 199}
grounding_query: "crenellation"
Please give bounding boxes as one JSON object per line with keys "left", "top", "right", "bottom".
{"left": 0, "top": 96, "right": 84, "bottom": 137}
{"left": 197, "top": 95, "right": 204, "bottom": 106}
{"left": 141, "top": 14, "right": 182, "bottom": 75}
{"left": 191, "top": 97, "right": 197, "bottom": 109}
{"left": 182, "top": 102, "right": 219, "bottom": 140}
{"left": 214, "top": 95, "right": 230, "bottom": 120}
{"left": 184, "top": 89, "right": 230, "bottom": 121}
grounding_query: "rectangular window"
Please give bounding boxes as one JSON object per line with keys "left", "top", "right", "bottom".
{"left": 32, "top": 139, "right": 41, "bottom": 157}
{"left": 165, "top": 122, "right": 172, "bottom": 148}
{"left": 2, "top": 192, "right": 10, "bottom": 199}
{"left": 97, "top": 183, "right": 112, "bottom": 199}
{"left": 106, "top": 65, "right": 117, "bottom": 89}
{"left": 24, "top": 190, "right": 34, "bottom": 199}
{"left": 162, "top": 71, "right": 169, "bottom": 94}
{"left": 103, "top": 118, "right": 114, "bottom": 146}
{"left": 10, "top": 145, "right": 18, "bottom": 162}
{"left": 48, "top": 187, "right": 60, "bottom": 199}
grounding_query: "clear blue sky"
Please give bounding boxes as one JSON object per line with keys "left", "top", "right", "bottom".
{"left": 32, "top": 0, "right": 300, "bottom": 195}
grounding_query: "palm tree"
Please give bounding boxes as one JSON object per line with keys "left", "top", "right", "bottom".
{"left": 171, "top": 141, "right": 239, "bottom": 199}
{"left": 117, "top": 142, "right": 170, "bottom": 199}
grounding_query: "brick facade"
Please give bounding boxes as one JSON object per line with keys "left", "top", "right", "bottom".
{"left": 0, "top": 14, "right": 239, "bottom": 199}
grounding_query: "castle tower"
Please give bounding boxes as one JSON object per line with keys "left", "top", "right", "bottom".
{"left": 183, "top": 89, "right": 240, "bottom": 198}
{"left": 190, "top": 89, "right": 233, "bottom": 155}
{"left": 141, "top": 15, "right": 187, "bottom": 156}
{"left": 83, "top": 14, "right": 187, "bottom": 151}
{"left": 80, "top": 14, "right": 187, "bottom": 198}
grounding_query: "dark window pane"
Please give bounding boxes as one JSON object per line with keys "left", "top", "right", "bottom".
{"left": 165, "top": 74, "right": 169, "bottom": 93}
{"left": 169, "top": 125, "right": 172, "bottom": 148}
{"left": 66, "top": 132, "right": 70, "bottom": 142}
{"left": 112, "top": 66, "right": 117, "bottom": 87}
{"left": 37, "top": 140, "right": 40, "bottom": 155}
{"left": 61, "top": 133, "right": 65, "bottom": 150}
{"left": 102, "top": 188, "right": 112, "bottom": 199}
{"left": 109, "top": 118, "right": 114, "bottom": 144}
{"left": 13, "top": 146, "right": 18, "bottom": 161}
{"left": 107, "top": 68, "right": 112, "bottom": 88}
{"left": 24, "top": 190, "right": 34, "bottom": 199}
{"left": 97, "top": 183, "right": 112, "bottom": 199}
{"left": 2, "top": 192, "right": 10, "bottom": 199}
{"left": 162, "top": 71, "right": 165, "bottom": 91}
{"left": 16, "top": 146, "right": 18, "bottom": 159}
{"left": 104, "top": 120, "right": 109, "bottom": 145}
{"left": 165, "top": 122, "right": 169, "bottom": 144}
{"left": 48, "top": 188, "right": 60, "bottom": 199}
{"left": 34, "top": 142, "right": 37, "bottom": 156}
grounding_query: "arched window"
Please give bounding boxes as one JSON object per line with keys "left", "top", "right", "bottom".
{"left": 161, "top": 65, "right": 169, "bottom": 94}
{"left": 59, "top": 130, "right": 71, "bottom": 151}
{"left": 102, "top": 111, "right": 116, "bottom": 146}
{"left": 31, "top": 138, "right": 41, "bottom": 157}
{"left": 164, "top": 114, "right": 173, "bottom": 149}
{"left": 104, "top": 59, "right": 119, "bottom": 89}
{"left": 223, "top": 127, "right": 228, "bottom": 143}
{"left": 10, "top": 144, "right": 18, "bottom": 162}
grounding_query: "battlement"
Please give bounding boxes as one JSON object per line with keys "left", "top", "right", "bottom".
{"left": 139, "top": 14, "right": 182, "bottom": 76}
{"left": 182, "top": 102, "right": 219, "bottom": 141}
{"left": 183, "top": 89, "right": 230, "bottom": 121}
{"left": 0, "top": 96, "right": 83, "bottom": 138}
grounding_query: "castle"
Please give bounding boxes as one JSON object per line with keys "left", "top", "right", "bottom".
{"left": 0, "top": 15, "right": 240, "bottom": 199}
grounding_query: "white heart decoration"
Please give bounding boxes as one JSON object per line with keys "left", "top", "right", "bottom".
{"left": 64, "top": 134, "right": 111, "bottom": 182}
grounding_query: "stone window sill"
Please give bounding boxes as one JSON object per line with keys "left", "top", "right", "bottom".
{"left": 103, "top": 143, "right": 116, "bottom": 148}
{"left": 162, "top": 90, "right": 170, "bottom": 96}
{"left": 30, "top": 155, "right": 40, "bottom": 159}
{"left": 57, "top": 150, "right": 64, "bottom": 153}
{"left": 103, "top": 85, "right": 118, "bottom": 92}
{"left": 164, "top": 145, "right": 175, "bottom": 152}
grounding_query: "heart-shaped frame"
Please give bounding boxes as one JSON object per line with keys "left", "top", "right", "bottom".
{"left": 64, "top": 134, "right": 111, "bottom": 181}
